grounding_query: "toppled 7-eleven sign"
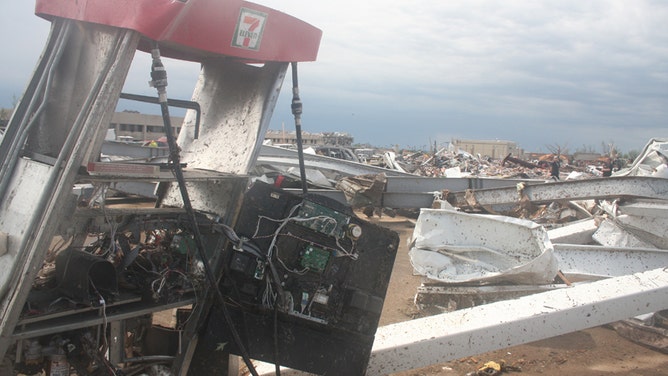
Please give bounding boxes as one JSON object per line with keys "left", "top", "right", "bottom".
{"left": 232, "top": 7, "right": 267, "bottom": 50}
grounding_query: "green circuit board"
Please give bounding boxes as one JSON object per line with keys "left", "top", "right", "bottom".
{"left": 300, "top": 244, "right": 331, "bottom": 272}
{"left": 297, "top": 200, "right": 350, "bottom": 239}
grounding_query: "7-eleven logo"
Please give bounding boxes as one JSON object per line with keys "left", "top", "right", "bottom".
{"left": 232, "top": 8, "right": 267, "bottom": 51}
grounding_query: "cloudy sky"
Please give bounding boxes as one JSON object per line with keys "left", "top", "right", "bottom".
{"left": 2, "top": 1, "right": 667, "bottom": 153}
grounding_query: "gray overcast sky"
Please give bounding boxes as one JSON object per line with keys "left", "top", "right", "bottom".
{"left": 2, "top": 1, "right": 667, "bottom": 153}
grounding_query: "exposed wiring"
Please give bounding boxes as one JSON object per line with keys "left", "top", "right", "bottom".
{"left": 252, "top": 204, "right": 302, "bottom": 256}
{"left": 274, "top": 245, "right": 309, "bottom": 276}
{"left": 247, "top": 201, "right": 359, "bottom": 317}
{"left": 265, "top": 213, "right": 296, "bottom": 261}
{"left": 252, "top": 203, "right": 358, "bottom": 263}
{"left": 262, "top": 277, "right": 277, "bottom": 309}
{"left": 278, "top": 232, "right": 358, "bottom": 260}
{"left": 100, "top": 295, "right": 108, "bottom": 351}
{"left": 131, "top": 255, "right": 161, "bottom": 276}
{"left": 48, "top": 236, "right": 70, "bottom": 256}
{"left": 151, "top": 272, "right": 169, "bottom": 299}
{"left": 305, "top": 287, "right": 328, "bottom": 316}
{"left": 150, "top": 268, "right": 200, "bottom": 303}
{"left": 80, "top": 330, "right": 117, "bottom": 376}
{"left": 334, "top": 237, "right": 359, "bottom": 260}
{"left": 90, "top": 278, "right": 112, "bottom": 375}
{"left": 94, "top": 186, "right": 123, "bottom": 260}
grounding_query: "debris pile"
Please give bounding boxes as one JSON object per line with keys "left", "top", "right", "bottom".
{"left": 412, "top": 176, "right": 668, "bottom": 309}
{"left": 409, "top": 138, "right": 668, "bottom": 353}
{"left": 253, "top": 139, "right": 664, "bottom": 192}
{"left": 386, "top": 149, "right": 602, "bottom": 180}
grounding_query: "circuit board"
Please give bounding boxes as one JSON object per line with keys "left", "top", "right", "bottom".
{"left": 296, "top": 200, "right": 350, "bottom": 239}
{"left": 300, "top": 244, "right": 330, "bottom": 272}
{"left": 191, "top": 182, "right": 400, "bottom": 375}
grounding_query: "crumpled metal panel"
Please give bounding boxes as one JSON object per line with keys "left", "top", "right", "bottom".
{"left": 614, "top": 138, "right": 668, "bottom": 177}
{"left": 409, "top": 209, "right": 558, "bottom": 284}
{"left": 258, "top": 144, "right": 416, "bottom": 178}
{"left": 619, "top": 200, "right": 668, "bottom": 218}
{"left": 593, "top": 219, "right": 657, "bottom": 249}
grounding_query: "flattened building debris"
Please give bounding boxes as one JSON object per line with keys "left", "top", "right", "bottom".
{"left": 410, "top": 140, "right": 668, "bottom": 336}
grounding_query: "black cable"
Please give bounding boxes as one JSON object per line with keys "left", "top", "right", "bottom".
{"left": 291, "top": 62, "right": 308, "bottom": 195}
{"left": 273, "top": 304, "right": 281, "bottom": 376}
{"left": 149, "top": 45, "right": 259, "bottom": 376}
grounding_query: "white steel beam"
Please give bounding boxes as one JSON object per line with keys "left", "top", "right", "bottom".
{"left": 448, "top": 177, "right": 668, "bottom": 208}
{"left": 368, "top": 267, "right": 668, "bottom": 375}
{"left": 620, "top": 200, "right": 668, "bottom": 218}
{"left": 547, "top": 219, "right": 598, "bottom": 244}
{"left": 554, "top": 244, "right": 668, "bottom": 278}
{"left": 257, "top": 145, "right": 414, "bottom": 177}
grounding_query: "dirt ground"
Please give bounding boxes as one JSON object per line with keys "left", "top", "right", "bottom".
{"left": 372, "top": 217, "right": 668, "bottom": 376}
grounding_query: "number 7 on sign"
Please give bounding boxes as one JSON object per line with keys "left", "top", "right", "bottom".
{"left": 232, "top": 8, "right": 267, "bottom": 51}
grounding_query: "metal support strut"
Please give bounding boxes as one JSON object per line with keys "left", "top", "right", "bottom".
{"left": 148, "top": 45, "right": 259, "bottom": 376}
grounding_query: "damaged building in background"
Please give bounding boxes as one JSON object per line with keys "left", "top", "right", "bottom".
{"left": 451, "top": 138, "right": 522, "bottom": 160}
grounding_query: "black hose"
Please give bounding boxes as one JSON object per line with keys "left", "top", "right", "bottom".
{"left": 273, "top": 305, "right": 281, "bottom": 376}
{"left": 149, "top": 45, "right": 259, "bottom": 376}
{"left": 291, "top": 62, "right": 308, "bottom": 195}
